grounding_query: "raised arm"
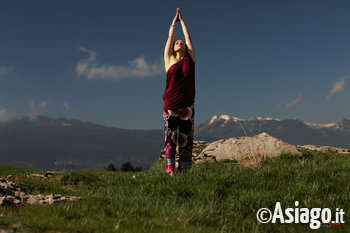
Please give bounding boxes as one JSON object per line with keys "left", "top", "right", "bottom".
{"left": 164, "top": 9, "right": 179, "bottom": 69}
{"left": 178, "top": 9, "right": 195, "bottom": 62}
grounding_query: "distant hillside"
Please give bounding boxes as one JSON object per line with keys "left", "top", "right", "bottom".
{"left": 2, "top": 114, "right": 350, "bottom": 171}
{"left": 0, "top": 115, "right": 163, "bottom": 170}
{"left": 194, "top": 115, "right": 350, "bottom": 148}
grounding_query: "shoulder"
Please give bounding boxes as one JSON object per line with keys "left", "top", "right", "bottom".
{"left": 164, "top": 55, "right": 178, "bottom": 73}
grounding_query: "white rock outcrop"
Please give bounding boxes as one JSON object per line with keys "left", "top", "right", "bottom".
{"left": 297, "top": 145, "right": 350, "bottom": 154}
{"left": 0, "top": 175, "right": 84, "bottom": 206}
{"left": 196, "top": 132, "right": 301, "bottom": 163}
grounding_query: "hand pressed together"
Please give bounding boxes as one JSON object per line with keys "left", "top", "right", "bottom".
{"left": 173, "top": 8, "right": 184, "bottom": 24}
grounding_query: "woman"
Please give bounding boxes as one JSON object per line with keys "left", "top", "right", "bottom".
{"left": 162, "top": 8, "right": 196, "bottom": 175}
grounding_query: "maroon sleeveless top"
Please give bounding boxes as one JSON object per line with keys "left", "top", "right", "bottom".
{"left": 163, "top": 53, "right": 195, "bottom": 110}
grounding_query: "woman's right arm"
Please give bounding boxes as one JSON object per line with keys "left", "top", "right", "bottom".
{"left": 164, "top": 9, "right": 179, "bottom": 70}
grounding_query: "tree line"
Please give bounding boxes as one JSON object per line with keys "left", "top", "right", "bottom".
{"left": 104, "top": 162, "right": 142, "bottom": 172}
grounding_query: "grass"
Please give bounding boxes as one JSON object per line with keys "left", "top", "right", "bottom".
{"left": 0, "top": 149, "right": 350, "bottom": 233}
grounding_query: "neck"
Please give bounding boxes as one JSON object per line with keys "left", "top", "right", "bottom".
{"left": 175, "top": 51, "right": 186, "bottom": 60}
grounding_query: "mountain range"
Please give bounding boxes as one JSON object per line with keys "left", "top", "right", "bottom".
{"left": 0, "top": 115, "right": 163, "bottom": 171}
{"left": 194, "top": 115, "right": 350, "bottom": 148}
{"left": 1, "top": 114, "right": 349, "bottom": 171}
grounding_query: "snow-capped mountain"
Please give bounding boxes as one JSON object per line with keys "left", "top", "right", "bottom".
{"left": 194, "top": 115, "right": 350, "bottom": 148}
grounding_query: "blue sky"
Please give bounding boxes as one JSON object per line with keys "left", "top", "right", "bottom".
{"left": 0, "top": 0, "right": 350, "bottom": 130}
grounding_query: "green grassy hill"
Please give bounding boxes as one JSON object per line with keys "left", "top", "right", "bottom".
{"left": 0, "top": 149, "right": 350, "bottom": 233}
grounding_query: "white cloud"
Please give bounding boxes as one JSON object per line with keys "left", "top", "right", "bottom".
{"left": 41, "top": 101, "right": 48, "bottom": 108}
{"left": 62, "top": 102, "right": 71, "bottom": 113}
{"left": 276, "top": 94, "right": 304, "bottom": 109}
{"left": 285, "top": 94, "right": 303, "bottom": 109}
{"left": 275, "top": 100, "right": 287, "bottom": 108}
{"left": 25, "top": 113, "right": 39, "bottom": 120}
{"left": 29, "top": 100, "right": 49, "bottom": 109}
{"left": 76, "top": 47, "right": 164, "bottom": 80}
{"left": 0, "top": 108, "right": 16, "bottom": 122}
{"left": 27, "top": 100, "right": 49, "bottom": 117}
{"left": 326, "top": 76, "right": 349, "bottom": 102}
{"left": 0, "top": 65, "right": 14, "bottom": 75}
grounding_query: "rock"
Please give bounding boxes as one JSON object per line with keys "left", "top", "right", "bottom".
{"left": 25, "top": 170, "right": 58, "bottom": 179}
{"left": 44, "top": 171, "right": 57, "bottom": 177}
{"left": 297, "top": 145, "right": 350, "bottom": 154}
{"left": 0, "top": 197, "right": 5, "bottom": 205}
{"left": 13, "top": 199, "right": 21, "bottom": 205}
{"left": 193, "top": 141, "right": 208, "bottom": 146}
{"left": 52, "top": 194, "right": 62, "bottom": 199}
{"left": 196, "top": 132, "right": 301, "bottom": 163}
{"left": 0, "top": 178, "right": 83, "bottom": 206}
{"left": 0, "top": 223, "right": 23, "bottom": 233}
{"left": 0, "top": 229, "right": 20, "bottom": 233}
{"left": 14, "top": 191, "right": 21, "bottom": 196}
{"left": 159, "top": 133, "right": 348, "bottom": 165}
{"left": 2, "top": 196, "right": 15, "bottom": 205}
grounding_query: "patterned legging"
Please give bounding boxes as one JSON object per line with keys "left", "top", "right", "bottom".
{"left": 163, "top": 104, "right": 194, "bottom": 173}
